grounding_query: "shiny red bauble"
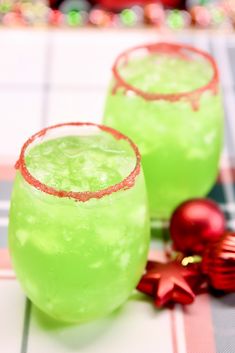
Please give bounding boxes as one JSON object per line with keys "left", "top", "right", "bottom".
{"left": 202, "top": 232, "right": 235, "bottom": 292}
{"left": 170, "top": 198, "right": 225, "bottom": 255}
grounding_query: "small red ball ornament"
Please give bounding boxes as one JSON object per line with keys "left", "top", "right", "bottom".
{"left": 170, "top": 198, "right": 225, "bottom": 255}
{"left": 202, "top": 232, "right": 235, "bottom": 291}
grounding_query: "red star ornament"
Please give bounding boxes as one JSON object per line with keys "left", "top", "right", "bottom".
{"left": 137, "top": 260, "right": 200, "bottom": 307}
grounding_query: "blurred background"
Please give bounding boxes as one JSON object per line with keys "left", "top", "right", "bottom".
{"left": 0, "top": 0, "right": 235, "bottom": 165}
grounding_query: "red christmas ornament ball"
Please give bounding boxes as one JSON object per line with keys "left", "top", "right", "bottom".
{"left": 202, "top": 232, "right": 235, "bottom": 292}
{"left": 170, "top": 198, "right": 225, "bottom": 255}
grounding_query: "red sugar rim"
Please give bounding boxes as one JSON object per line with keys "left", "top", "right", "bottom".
{"left": 112, "top": 42, "right": 219, "bottom": 103}
{"left": 15, "top": 122, "right": 141, "bottom": 202}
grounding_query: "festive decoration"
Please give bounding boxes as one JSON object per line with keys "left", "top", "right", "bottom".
{"left": 202, "top": 231, "right": 235, "bottom": 292}
{"left": 96, "top": 0, "right": 151, "bottom": 11}
{"left": 190, "top": 5, "right": 211, "bottom": 27}
{"left": 170, "top": 198, "right": 226, "bottom": 255}
{"left": 66, "top": 9, "right": 85, "bottom": 26}
{"left": 120, "top": 6, "right": 144, "bottom": 27}
{"left": 48, "top": 8, "right": 64, "bottom": 25}
{"left": 144, "top": 3, "right": 165, "bottom": 26}
{"left": 136, "top": 198, "right": 235, "bottom": 308}
{"left": 120, "top": 8, "right": 138, "bottom": 26}
{"left": 210, "top": 5, "right": 226, "bottom": 26}
{"left": 0, "top": 0, "right": 233, "bottom": 29}
{"left": 59, "top": 0, "right": 90, "bottom": 26}
{"left": 89, "top": 8, "right": 113, "bottom": 26}
{"left": 166, "top": 9, "right": 184, "bottom": 28}
{"left": 137, "top": 259, "right": 201, "bottom": 307}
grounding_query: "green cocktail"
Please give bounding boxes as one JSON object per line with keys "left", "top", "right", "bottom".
{"left": 104, "top": 43, "right": 224, "bottom": 219}
{"left": 9, "top": 122, "right": 150, "bottom": 323}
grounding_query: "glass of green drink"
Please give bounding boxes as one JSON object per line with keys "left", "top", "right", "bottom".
{"left": 104, "top": 42, "right": 224, "bottom": 219}
{"left": 9, "top": 122, "right": 150, "bottom": 323}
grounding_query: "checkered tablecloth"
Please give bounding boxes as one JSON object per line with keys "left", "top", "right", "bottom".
{"left": 0, "top": 28, "right": 235, "bottom": 353}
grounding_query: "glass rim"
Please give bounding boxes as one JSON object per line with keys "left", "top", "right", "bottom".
{"left": 15, "top": 122, "right": 141, "bottom": 202}
{"left": 112, "top": 42, "right": 219, "bottom": 102}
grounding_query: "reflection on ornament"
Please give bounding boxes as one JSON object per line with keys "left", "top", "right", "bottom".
{"left": 181, "top": 255, "right": 202, "bottom": 266}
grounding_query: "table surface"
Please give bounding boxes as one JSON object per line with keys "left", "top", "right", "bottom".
{"left": 0, "top": 28, "right": 235, "bottom": 353}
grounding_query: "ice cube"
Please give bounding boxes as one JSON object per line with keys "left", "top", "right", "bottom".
{"left": 16, "top": 229, "right": 29, "bottom": 246}
{"left": 119, "top": 252, "right": 130, "bottom": 269}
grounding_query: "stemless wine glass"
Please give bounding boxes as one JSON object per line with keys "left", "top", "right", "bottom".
{"left": 104, "top": 42, "right": 224, "bottom": 219}
{"left": 8, "top": 122, "right": 150, "bottom": 323}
